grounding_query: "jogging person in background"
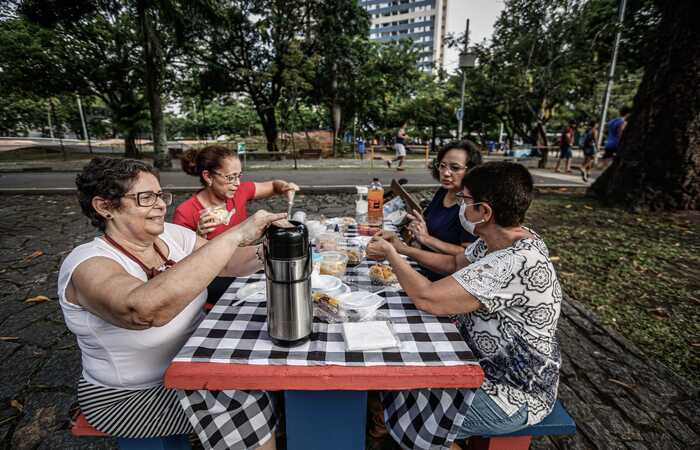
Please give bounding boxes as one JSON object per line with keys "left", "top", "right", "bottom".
{"left": 600, "top": 106, "right": 631, "bottom": 169}
{"left": 554, "top": 119, "right": 576, "bottom": 173}
{"left": 579, "top": 120, "right": 598, "bottom": 182}
{"left": 387, "top": 124, "right": 407, "bottom": 171}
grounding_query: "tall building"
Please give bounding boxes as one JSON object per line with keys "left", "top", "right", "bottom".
{"left": 360, "top": 0, "right": 448, "bottom": 71}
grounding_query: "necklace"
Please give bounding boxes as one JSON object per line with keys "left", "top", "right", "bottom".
{"left": 103, "top": 234, "right": 176, "bottom": 279}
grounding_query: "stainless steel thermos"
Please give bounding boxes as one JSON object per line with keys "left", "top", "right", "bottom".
{"left": 263, "top": 221, "right": 313, "bottom": 346}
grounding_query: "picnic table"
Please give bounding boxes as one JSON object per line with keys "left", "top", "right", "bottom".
{"left": 164, "top": 223, "right": 484, "bottom": 450}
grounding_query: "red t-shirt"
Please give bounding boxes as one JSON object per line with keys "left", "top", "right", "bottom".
{"left": 172, "top": 181, "right": 256, "bottom": 239}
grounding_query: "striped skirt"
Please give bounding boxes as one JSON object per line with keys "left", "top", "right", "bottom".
{"left": 78, "top": 378, "right": 277, "bottom": 449}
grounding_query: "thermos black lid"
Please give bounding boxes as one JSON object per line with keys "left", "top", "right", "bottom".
{"left": 265, "top": 220, "right": 309, "bottom": 259}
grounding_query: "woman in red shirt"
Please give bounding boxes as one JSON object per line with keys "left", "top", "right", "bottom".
{"left": 173, "top": 145, "right": 298, "bottom": 304}
{"left": 174, "top": 145, "right": 298, "bottom": 238}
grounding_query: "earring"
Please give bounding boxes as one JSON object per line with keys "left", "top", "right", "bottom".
{"left": 104, "top": 213, "right": 112, "bottom": 219}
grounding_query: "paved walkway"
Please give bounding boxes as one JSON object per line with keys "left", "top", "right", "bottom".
{"left": 1, "top": 193, "right": 696, "bottom": 449}
{"left": 0, "top": 156, "right": 597, "bottom": 192}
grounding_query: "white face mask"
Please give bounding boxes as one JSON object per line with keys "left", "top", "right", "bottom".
{"left": 459, "top": 202, "right": 485, "bottom": 234}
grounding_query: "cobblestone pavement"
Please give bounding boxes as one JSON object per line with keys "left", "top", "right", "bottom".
{"left": 1, "top": 193, "right": 697, "bottom": 449}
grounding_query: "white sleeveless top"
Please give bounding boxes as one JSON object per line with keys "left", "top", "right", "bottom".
{"left": 58, "top": 222, "right": 207, "bottom": 390}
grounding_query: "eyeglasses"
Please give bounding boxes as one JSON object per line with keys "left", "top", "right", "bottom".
{"left": 124, "top": 191, "right": 173, "bottom": 207}
{"left": 212, "top": 170, "right": 243, "bottom": 183}
{"left": 438, "top": 162, "right": 467, "bottom": 173}
{"left": 455, "top": 192, "right": 478, "bottom": 206}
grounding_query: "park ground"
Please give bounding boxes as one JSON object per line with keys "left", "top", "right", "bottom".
{"left": 0, "top": 189, "right": 697, "bottom": 449}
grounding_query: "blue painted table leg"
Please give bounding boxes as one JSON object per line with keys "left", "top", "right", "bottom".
{"left": 117, "top": 435, "right": 191, "bottom": 450}
{"left": 285, "top": 390, "right": 368, "bottom": 450}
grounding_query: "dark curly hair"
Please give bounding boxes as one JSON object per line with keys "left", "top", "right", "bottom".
{"left": 181, "top": 145, "right": 238, "bottom": 186}
{"left": 430, "top": 140, "right": 483, "bottom": 180}
{"left": 462, "top": 161, "right": 533, "bottom": 227}
{"left": 76, "top": 157, "right": 159, "bottom": 231}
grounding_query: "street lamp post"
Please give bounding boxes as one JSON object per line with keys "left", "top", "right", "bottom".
{"left": 76, "top": 95, "right": 93, "bottom": 154}
{"left": 457, "top": 19, "right": 476, "bottom": 140}
{"left": 597, "top": 0, "right": 628, "bottom": 152}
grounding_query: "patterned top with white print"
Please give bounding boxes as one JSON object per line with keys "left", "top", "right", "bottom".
{"left": 452, "top": 227, "right": 561, "bottom": 425}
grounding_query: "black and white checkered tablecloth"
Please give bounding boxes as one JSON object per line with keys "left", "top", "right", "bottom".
{"left": 174, "top": 253, "right": 474, "bottom": 367}
{"left": 173, "top": 222, "right": 480, "bottom": 450}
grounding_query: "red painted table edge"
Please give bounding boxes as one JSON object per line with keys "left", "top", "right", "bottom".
{"left": 164, "top": 362, "right": 484, "bottom": 391}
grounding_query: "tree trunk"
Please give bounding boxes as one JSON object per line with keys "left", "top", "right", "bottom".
{"left": 259, "top": 108, "right": 279, "bottom": 153}
{"left": 138, "top": 0, "right": 169, "bottom": 169}
{"left": 332, "top": 103, "right": 341, "bottom": 158}
{"left": 590, "top": 0, "right": 700, "bottom": 210}
{"left": 124, "top": 129, "right": 140, "bottom": 158}
{"left": 534, "top": 123, "right": 549, "bottom": 168}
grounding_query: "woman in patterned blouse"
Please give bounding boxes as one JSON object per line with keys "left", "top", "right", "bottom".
{"left": 367, "top": 162, "right": 561, "bottom": 447}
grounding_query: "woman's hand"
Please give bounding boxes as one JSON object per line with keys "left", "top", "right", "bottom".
{"left": 406, "top": 209, "right": 429, "bottom": 244}
{"left": 234, "top": 210, "right": 288, "bottom": 246}
{"left": 367, "top": 235, "right": 396, "bottom": 260}
{"left": 280, "top": 181, "right": 300, "bottom": 202}
{"left": 197, "top": 210, "right": 219, "bottom": 237}
{"left": 375, "top": 230, "right": 409, "bottom": 254}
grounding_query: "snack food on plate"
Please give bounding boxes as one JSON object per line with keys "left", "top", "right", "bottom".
{"left": 369, "top": 264, "right": 398, "bottom": 285}
{"left": 313, "top": 292, "right": 341, "bottom": 316}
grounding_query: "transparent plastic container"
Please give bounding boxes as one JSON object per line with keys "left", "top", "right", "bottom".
{"left": 319, "top": 251, "right": 349, "bottom": 278}
{"left": 316, "top": 233, "right": 341, "bottom": 252}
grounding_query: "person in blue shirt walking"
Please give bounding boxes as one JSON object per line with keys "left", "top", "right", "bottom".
{"left": 356, "top": 136, "right": 366, "bottom": 160}
{"left": 601, "top": 106, "right": 631, "bottom": 169}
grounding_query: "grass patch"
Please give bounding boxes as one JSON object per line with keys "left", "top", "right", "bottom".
{"left": 525, "top": 193, "right": 700, "bottom": 385}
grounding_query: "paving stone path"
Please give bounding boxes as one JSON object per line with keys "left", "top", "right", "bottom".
{"left": 0, "top": 193, "right": 697, "bottom": 450}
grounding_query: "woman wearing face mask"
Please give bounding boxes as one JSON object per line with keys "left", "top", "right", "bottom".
{"left": 367, "top": 162, "right": 561, "bottom": 449}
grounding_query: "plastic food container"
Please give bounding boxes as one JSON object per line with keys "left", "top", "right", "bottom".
{"left": 319, "top": 251, "right": 349, "bottom": 278}
{"left": 316, "top": 233, "right": 340, "bottom": 252}
{"left": 338, "top": 290, "right": 385, "bottom": 321}
{"left": 337, "top": 238, "right": 365, "bottom": 267}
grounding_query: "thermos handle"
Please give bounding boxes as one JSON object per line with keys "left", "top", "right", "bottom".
{"left": 304, "top": 243, "right": 312, "bottom": 276}
{"left": 263, "top": 240, "right": 275, "bottom": 279}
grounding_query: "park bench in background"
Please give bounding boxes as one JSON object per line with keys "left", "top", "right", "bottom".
{"left": 299, "top": 148, "right": 323, "bottom": 159}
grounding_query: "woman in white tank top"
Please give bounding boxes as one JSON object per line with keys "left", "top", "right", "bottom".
{"left": 59, "top": 157, "right": 286, "bottom": 449}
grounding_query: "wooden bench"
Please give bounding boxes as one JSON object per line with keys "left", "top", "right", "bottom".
{"left": 467, "top": 400, "right": 576, "bottom": 450}
{"left": 71, "top": 412, "right": 191, "bottom": 450}
{"left": 299, "top": 148, "right": 323, "bottom": 159}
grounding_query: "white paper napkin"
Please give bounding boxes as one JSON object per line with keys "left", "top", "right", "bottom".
{"left": 342, "top": 321, "right": 399, "bottom": 351}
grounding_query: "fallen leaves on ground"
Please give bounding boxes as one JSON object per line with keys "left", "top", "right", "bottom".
{"left": 647, "top": 307, "right": 671, "bottom": 319}
{"left": 25, "top": 295, "right": 50, "bottom": 304}
{"left": 23, "top": 250, "right": 44, "bottom": 262}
